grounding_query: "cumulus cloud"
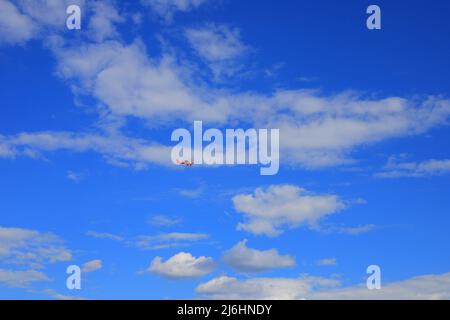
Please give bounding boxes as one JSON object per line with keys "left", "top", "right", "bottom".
{"left": 196, "top": 275, "right": 339, "bottom": 300}
{"left": 0, "top": 226, "right": 72, "bottom": 268}
{"left": 376, "top": 155, "right": 450, "bottom": 178}
{"left": 134, "top": 232, "right": 209, "bottom": 250}
{"left": 222, "top": 240, "right": 295, "bottom": 272}
{"left": 197, "top": 272, "right": 450, "bottom": 300}
{"left": 143, "top": 0, "right": 208, "bottom": 22}
{"left": 82, "top": 259, "right": 102, "bottom": 273}
{"left": 232, "top": 185, "right": 345, "bottom": 237}
{"left": 148, "top": 252, "right": 215, "bottom": 279}
{"left": 0, "top": 269, "right": 48, "bottom": 288}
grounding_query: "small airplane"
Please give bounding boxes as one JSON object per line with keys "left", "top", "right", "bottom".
{"left": 176, "top": 159, "right": 194, "bottom": 167}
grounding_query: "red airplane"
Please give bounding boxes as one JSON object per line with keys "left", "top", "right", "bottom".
{"left": 176, "top": 159, "right": 194, "bottom": 167}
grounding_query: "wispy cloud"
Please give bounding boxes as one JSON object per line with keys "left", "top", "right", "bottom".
{"left": 0, "top": 269, "right": 48, "bottom": 288}
{"left": 317, "top": 224, "right": 376, "bottom": 236}
{"left": 134, "top": 232, "right": 209, "bottom": 250}
{"left": 185, "top": 24, "right": 249, "bottom": 79}
{"left": 82, "top": 259, "right": 103, "bottom": 273}
{"left": 42, "top": 289, "right": 87, "bottom": 300}
{"left": 147, "top": 215, "right": 182, "bottom": 227}
{"left": 0, "top": 226, "right": 72, "bottom": 269}
{"left": 143, "top": 0, "right": 209, "bottom": 22}
{"left": 86, "top": 230, "right": 124, "bottom": 242}
{"left": 0, "top": 226, "right": 72, "bottom": 289}
{"left": 0, "top": 0, "right": 35, "bottom": 45}
{"left": 67, "top": 170, "right": 85, "bottom": 182}
{"left": 176, "top": 187, "right": 204, "bottom": 199}
{"left": 0, "top": 131, "right": 172, "bottom": 170}
{"left": 376, "top": 155, "right": 450, "bottom": 178}
{"left": 316, "top": 258, "right": 337, "bottom": 266}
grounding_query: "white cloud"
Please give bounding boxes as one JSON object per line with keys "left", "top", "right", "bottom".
{"left": 15, "top": 0, "right": 84, "bottom": 29}
{"left": 310, "top": 272, "right": 450, "bottom": 300}
{"left": 186, "top": 24, "right": 247, "bottom": 61}
{"left": 148, "top": 215, "right": 182, "bottom": 227}
{"left": 0, "top": 226, "right": 71, "bottom": 289}
{"left": 0, "top": 0, "right": 86, "bottom": 45}
{"left": 196, "top": 275, "right": 339, "bottom": 300}
{"left": 336, "top": 224, "right": 375, "bottom": 235}
{"left": 197, "top": 272, "right": 450, "bottom": 300}
{"left": 319, "top": 224, "right": 376, "bottom": 235}
{"left": 82, "top": 259, "right": 102, "bottom": 273}
{"left": 1, "top": 131, "right": 172, "bottom": 169}
{"left": 148, "top": 252, "right": 215, "bottom": 279}
{"left": 377, "top": 155, "right": 450, "bottom": 178}
{"left": 0, "top": 226, "right": 72, "bottom": 268}
{"left": 134, "top": 232, "right": 209, "bottom": 250}
{"left": 87, "top": 1, "right": 124, "bottom": 42}
{"left": 87, "top": 230, "right": 206, "bottom": 249}
{"left": 50, "top": 38, "right": 450, "bottom": 168}
{"left": 86, "top": 230, "right": 124, "bottom": 241}
{"left": 316, "top": 258, "right": 337, "bottom": 266}
{"left": 67, "top": 170, "right": 84, "bottom": 182}
{"left": 42, "top": 289, "right": 86, "bottom": 300}
{"left": 53, "top": 40, "right": 229, "bottom": 123}
{"left": 143, "top": 0, "right": 208, "bottom": 22}
{"left": 185, "top": 24, "right": 248, "bottom": 78}
{"left": 0, "top": 137, "right": 15, "bottom": 158}
{"left": 269, "top": 93, "right": 450, "bottom": 168}
{"left": 0, "top": 0, "right": 121, "bottom": 46}
{"left": 0, "top": 269, "right": 48, "bottom": 288}
{"left": 0, "top": 0, "right": 35, "bottom": 44}
{"left": 222, "top": 240, "right": 295, "bottom": 272}
{"left": 2, "top": 2, "right": 450, "bottom": 171}
{"left": 176, "top": 187, "right": 203, "bottom": 199}
{"left": 233, "top": 185, "right": 345, "bottom": 237}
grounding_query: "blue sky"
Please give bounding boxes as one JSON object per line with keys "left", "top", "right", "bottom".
{"left": 1, "top": 0, "right": 450, "bottom": 299}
